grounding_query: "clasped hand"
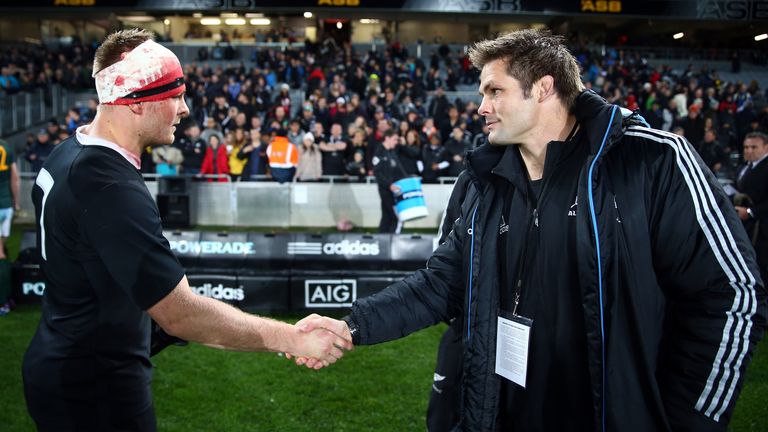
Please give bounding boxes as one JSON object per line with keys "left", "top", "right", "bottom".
{"left": 285, "top": 314, "right": 353, "bottom": 370}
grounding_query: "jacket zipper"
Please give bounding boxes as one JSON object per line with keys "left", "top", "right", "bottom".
{"left": 466, "top": 204, "right": 479, "bottom": 342}
{"left": 587, "top": 105, "right": 618, "bottom": 432}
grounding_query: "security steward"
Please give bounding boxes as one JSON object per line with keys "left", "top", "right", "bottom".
{"left": 372, "top": 129, "right": 407, "bottom": 233}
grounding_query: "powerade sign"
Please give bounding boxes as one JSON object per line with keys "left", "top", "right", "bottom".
{"left": 189, "top": 282, "right": 245, "bottom": 301}
{"left": 23, "top": 281, "right": 46, "bottom": 296}
{"left": 169, "top": 240, "right": 255, "bottom": 255}
{"left": 305, "top": 279, "right": 356, "bottom": 308}
{"left": 287, "top": 240, "right": 380, "bottom": 256}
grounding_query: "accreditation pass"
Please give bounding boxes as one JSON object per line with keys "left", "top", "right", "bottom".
{"left": 495, "top": 313, "right": 532, "bottom": 388}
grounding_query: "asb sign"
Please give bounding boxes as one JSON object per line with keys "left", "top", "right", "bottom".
{"left": 305, "top": 279, "right": 356, "bottom": 308}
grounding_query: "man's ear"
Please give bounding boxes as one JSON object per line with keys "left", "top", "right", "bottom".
{"left": 127, "top": 103, "right": 143, "bottom": 115}
{"left": 536, "top": 75, "right": 556, "bottom": 102}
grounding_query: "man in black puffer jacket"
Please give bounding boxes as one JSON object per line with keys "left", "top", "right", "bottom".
{"left": 296, "top": 29, "right": 766, "bottom": 432}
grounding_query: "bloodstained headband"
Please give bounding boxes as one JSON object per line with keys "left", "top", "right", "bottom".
{"left": 93, "top": 39, "right": 186, "bottom": 105}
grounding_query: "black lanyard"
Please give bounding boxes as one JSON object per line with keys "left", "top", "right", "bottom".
{"left": 503, "top": 122, "right": 580, "bottom": 316}
{"left": 502, "top": 177, "right": 541, "bottom": 316}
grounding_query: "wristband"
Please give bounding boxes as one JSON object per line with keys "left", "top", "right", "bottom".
{"left": 341, "top": 315, "right": 360, "bottom": 345}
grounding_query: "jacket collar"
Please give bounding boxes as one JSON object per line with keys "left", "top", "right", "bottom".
{"left": 467, "top": 125, "right": 584, "bottom": 188}
{"left": 466, "top": 90, "right": 632, "bottom": 185}
{"left": 572, "top": 89, "right": 633, "bottom": 157}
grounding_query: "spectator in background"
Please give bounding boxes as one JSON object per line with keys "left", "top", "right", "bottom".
{"left": 238, "top": 129, "right": 269, "bottom": 181}
{"left": 472, "top": 123, "right": 489, "bottom": 148}
{"left": 228, "top": 128, "right": 248, "bottom": 181}
{"left": 176, "top": 123, "right": 207, "bottom": 175}
{"left": 421, "top": 132, "right": 449, "bottom": 183}
{"left": 428, "top": 85, "right": 450, "bottom": 119}
{"left": 295, "top": 132, "right": 322, "bottom": 181}
{"left": 46, "top": 119, "right": 62, "bottom": 142}
{"left": 274, "top": 83, "right": 292, "bottom": 115}
{"left": 25, "top": 129, "right": 54, "bottom": 173}
{"left": 82, "top": 98, "right": 98, "bottom": 123}
{"left": 0, "top": 138, "right": 19, "bottom": 316}
{"left": 444, "top": 127, "right": 472, "bottom": 176}
{"left": 267, "top": 129, "right": 298, "bottom": 183}
{"left": 372, "top": 130, "right": 407, "bottom": 233}
{"left": 676, "top": 104, "right": 705, "bottom": 145}
{"left": 346, "top": 149, "right": 367, "bottom": 181}
{"left": 314, "top": 97, "right": 331, "bottom": 130}
{"left": 269, "top": 105, "right": 290, "bottom": 131}
{"left": 382, "top": 89, "right": 401, "bottom": 120}
{"left": 210, "top": 93, "right": 229, "bottom": 125}
{"left": 0, "top": 67, "right": 21, "bottom": 94}
{"left": 200, "top": 116, "right": 224, "bottom": 145}
{"left": 298, "top": 102, "right": 316, "bottom": 133}
{"left": 400, "top": 129, "right": 423, "bottom": 177}
{"left": 696, "top": 129, "right": 728, "bottom": 175}
{"left": 420, "top": 117, "right": 438, "bottom": 143}
{"left": 140, "top": 146, "right": 156, "bottom": 174}
{"left": 287, "top": 118, "right": 304, "bottom": 147}
{"left": 439, "top": 105, "right": 464, "bottom": 143}
{"left": 404, "top": 109, "right": 423, "bottom": 132}
{"left": 367, "top": 117, "right": 390, "bottom": 172}
{"left": 152, "top": 141, "right": 184, "bottom": 176}
{"left": 734, "top": 132, "right": 768, "bottom": 283}
{"left": 221, "top": 106, "right": 240, "bottom": 133}
{"left": 200, "top": 134, "right": 229, "bottom": 182}
{"left": 64, "top": 109, "right": 81, "bottom": 135}
{"left": 320, "top": 123, "right": 347, "bottom": 177}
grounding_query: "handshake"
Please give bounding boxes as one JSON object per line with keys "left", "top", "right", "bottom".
{"left": 284, "top": 314, "right": 354, "bottom": 370}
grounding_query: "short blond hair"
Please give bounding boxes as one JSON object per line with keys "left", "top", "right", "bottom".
{"left": 93, "top": 28, "right": 154, "bottom": 75}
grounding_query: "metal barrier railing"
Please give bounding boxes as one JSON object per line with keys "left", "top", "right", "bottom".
{"left": 26, "top": 170, "right": 460, "bottom": 185}
{"left": 0, "top": 85, "right": 78, "bottom": 138}
{"left": 139, "top": 173, "right": 458, "bottom": 185}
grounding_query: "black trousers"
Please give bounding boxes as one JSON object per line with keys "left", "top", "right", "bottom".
{"left": 427, "top": 319, "right": 464, "bottom": 432}
{"left": 378, "top": 185, "right": 399, "bottom": 233}
{"left": 24, "top": 376, "right": 157, "bottom": 432}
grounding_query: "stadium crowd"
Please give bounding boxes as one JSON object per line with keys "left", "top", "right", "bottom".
{"left": 11, "top": 36, "right": 768, "bottom": 185}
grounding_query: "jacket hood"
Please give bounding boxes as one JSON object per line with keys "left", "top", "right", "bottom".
{"left": 465, "top": 90, "right": 647, "bottom": 183}
{"left": 573, "top": 89, "right": 648, "bottom": 156}
{"left": 465, "top": 142, "right": 505, "bottom": 182}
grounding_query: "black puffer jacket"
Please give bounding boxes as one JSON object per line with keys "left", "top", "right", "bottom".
{"left": 349, "top": 91, "right": 766, "bottom": 431}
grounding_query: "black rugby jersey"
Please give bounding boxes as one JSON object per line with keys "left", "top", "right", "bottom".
{"left": 23, "top": 133, "right": 184, "bottom": 429}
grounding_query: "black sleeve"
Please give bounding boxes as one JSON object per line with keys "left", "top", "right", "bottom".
{"left": 236, "top": 146, "right": 251, "bottom": 161}
{"left": 372, "top": 147, "right": 393, "bottom": 186}
{"left": 398, "top": 144, "right": 421, "bottom": 160}
{"left": 80, "top": 182, "right": 185, "bottom": 310}
{"left": 647, "top": 135, "right": 766, "bottom": 430}
{"left": 349, "top": 190, "right": 470, "bottom": 345}
{"left": 437, "top": 170, "right": 471, "bottom": 245}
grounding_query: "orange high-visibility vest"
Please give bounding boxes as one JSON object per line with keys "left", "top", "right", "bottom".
{"left": 266, "top": 136, "right": 298, "bottom": 168}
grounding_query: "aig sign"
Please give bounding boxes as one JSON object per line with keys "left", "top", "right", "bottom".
{"left": 305, "top": 280, "right": 356, "bottom": 308}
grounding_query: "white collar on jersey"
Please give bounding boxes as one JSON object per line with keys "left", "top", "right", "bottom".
{"left": 76, "top": 125, "right": 141, "bottom": 170}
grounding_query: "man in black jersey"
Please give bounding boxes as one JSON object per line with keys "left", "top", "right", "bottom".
{"left": 372, "top": 129, "right": 407, "bottom": 233}
{"left": 22, "top": 29, "right": 352, "bottom": 432}
{"left": 295, "top": 29, "right": 765, "bottom": 431}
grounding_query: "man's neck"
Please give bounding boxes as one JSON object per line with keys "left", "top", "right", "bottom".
{"left": 751, "top": 153, "right": 768, "bottom": 166}
{"left": 83, "top": 112, "right": 142, "bottom": 158}
{"left": 518, "top": 113, "right": 577, "bottom": 181}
